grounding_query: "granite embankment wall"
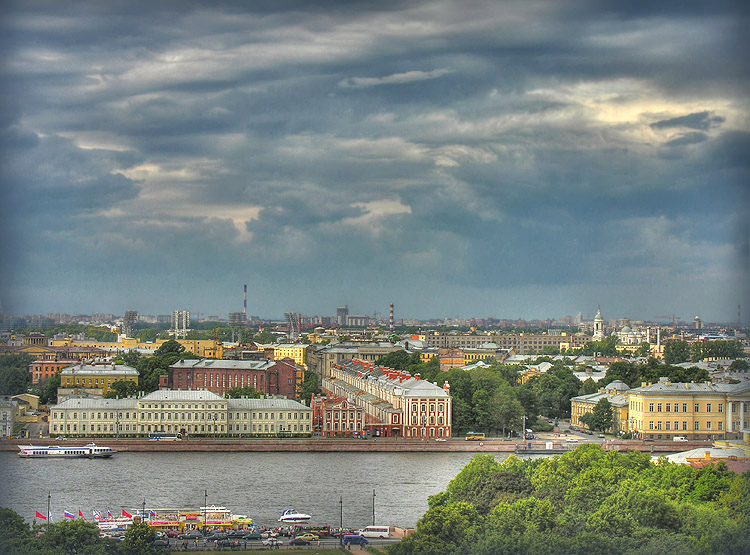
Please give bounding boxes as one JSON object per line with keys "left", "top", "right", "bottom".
{"left": 0, "top": 438, "right": 707, "bottom": 453}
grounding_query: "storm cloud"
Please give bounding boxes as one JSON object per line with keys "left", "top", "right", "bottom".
{"left": 1, "top": 0, "right": 747, "bottom": 322}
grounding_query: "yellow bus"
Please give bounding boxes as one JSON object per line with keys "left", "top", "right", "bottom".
{"left": 465, "top": 432, "right": 485, "bottom": 441}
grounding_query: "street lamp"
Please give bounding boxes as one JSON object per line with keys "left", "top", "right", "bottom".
{"left": 204, "top": 489, "right": 208, "bottom": 536}
{"left": 212, "top": 413, "right": 218, "bottom": 439}
{"left": 372, "top": 490, "right": 376, "bottom": 526}
{"left": 339, "top": 496, "right": 343, "bottom": 532}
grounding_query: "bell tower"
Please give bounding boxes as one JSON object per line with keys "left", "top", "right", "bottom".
{"left": 593, "top": 307, "right": 604, "bottom": 340}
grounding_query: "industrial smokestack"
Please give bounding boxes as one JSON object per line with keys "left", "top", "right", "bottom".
{"left": 244, "top": 284, "right": 247, "bottom": 320}
{"left": 390, "top": 303, "right": 394, "bottom": 333}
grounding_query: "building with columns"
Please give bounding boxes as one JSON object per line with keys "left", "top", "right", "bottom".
{"left": 49, "top": 390, "right": 312, "bottom": 438}
{"left": 322, "top": 359, "right": 452, "bottom": 439}
{"left": 570, "top": 378, "right": 750, "bottom": 440}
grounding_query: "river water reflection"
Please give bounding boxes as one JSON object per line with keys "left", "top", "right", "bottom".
{"left": 0, "top": 451, "right": 536, "bottom": 528}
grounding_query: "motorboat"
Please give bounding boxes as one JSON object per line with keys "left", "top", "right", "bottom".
{"left": 278, "top": 509, "right": 311, "bottom": 523}
{"left": 18, "top": 443, "right": 115, "bottom": 458}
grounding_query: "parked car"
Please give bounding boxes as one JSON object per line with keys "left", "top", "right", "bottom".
{"left": 242, "top": 532, "right": 262, "bottom": 540}
{"left": 261, "top": 537, "right": 283, "bottom": 547}
{"left": 206, "top": 532, "right": 228, "bottom": 541}
{"left": 166, "top": 530, "right": 180, "bottom": 538}
{"left": 295, "top": 533, "right": 319, "bottom": 541}
{"left": 342, "top": 534, "right": 369, "bottom": 547}
{"left": 179, "top": 530, "right": 202, "bottom": 539}
{"left": 289, "top": 538, "right": 311, "bottom": 546}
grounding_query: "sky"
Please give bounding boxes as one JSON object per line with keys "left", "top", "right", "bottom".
{"left": 1, "top": 1, "right": 748, "bottom": 323}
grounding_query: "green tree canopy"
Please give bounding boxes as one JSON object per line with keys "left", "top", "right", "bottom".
{"left": 224, "top": 385, "right": 262, "bottom": 399}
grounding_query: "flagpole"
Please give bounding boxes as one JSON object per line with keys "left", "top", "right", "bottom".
{"left": 47, "top": 491, "right": 51, "bottom": 530}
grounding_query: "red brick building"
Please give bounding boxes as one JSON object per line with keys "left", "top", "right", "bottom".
{"left": 29, "top": 359, "right": 78, "bottom": 384}
{"left": 168, "top": 358, "right": 299, "bottom": 399}
{"left": 311, "top": 395, "right": 365, "bottom": 437}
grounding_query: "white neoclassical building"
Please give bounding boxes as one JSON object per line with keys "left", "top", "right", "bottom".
{"left": 49, "top": 390, "right": 311, "bottom": 438}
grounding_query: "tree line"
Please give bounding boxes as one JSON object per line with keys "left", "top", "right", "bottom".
{"left": 388, "top": 446, "right": 750, "bottom": 555}
{"left": 0, "top": 510, "right": 166, "bottom": 555}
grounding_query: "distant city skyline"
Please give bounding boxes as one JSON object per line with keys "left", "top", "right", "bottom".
{"left": 1, "top": 2, "right": 747, "bottom": 323}
{"left": 6, "top": 304, "right": 743, "bottom": 328}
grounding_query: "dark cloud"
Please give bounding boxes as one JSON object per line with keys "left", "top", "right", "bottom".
{"left": 664, "top": 132, "right": 709, "bottom": 147}
{"left": 0, "top": 1, "right": 747, "bottom": 321}
{"left": 651, "top": 111, "right": 726, "bottom": 131}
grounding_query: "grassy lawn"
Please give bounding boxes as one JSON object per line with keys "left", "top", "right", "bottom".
{"left": 169, "top": 548, "right": 387, "bottom": 554}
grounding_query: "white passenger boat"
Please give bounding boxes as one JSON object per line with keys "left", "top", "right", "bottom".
{"left": 278, "top": 509, "right": 311, "bottom": 523}
{"left": 18, "top": 443, "right": 115, "bottom": 458}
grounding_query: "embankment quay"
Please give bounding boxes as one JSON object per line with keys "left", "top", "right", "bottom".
{"left": 0, "top": 437, "right": 707, "bottom": 453}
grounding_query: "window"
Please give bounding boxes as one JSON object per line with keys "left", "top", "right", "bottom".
{"left": 694, "top": 403, "right": 699, "bottom": 413}
{"left": 694, "top": 421, "right": 700, "bottom": 431}
{"left": 706, "top": 421, "right": 712, "bottom": 430}
{"left": 706, "top": 404, "right": 712, "bottom": 413}
{"left": 674, "top": 403, "right": 679, "bottom": 413}
{"left": 718, "top": 422, "right": 723, "bottom": 431}
{"left": 718, "top": 404, "right": 723, "bottom": 413}
{"left": 657, "top": 403, "right": 662, "bottom": 412}
{"left": 683, "top": 403, "right": 688, "bottom": 413}
{"left": 666, "top": 403, "right": 670, "bottom": 412}
{"left": 649, "top": 421, "right": 654, "bottom": 430}
{"left": 649, "top": 403, "right": 654, "bottom": 412}
{"left": 674, "top": 421, "right": 679, "bottom": 430}
{"left": 665, "top": 422, "right": 670, "bottom": 430}
{"left": 683, "top": 421, "right": 687, "bottom": 430}
{"left": 657, "top": 421, "right": 663, "bottom": 430}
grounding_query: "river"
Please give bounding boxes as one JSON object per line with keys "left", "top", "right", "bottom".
{"left": 0, "top": 451, "right": 536, "bottom": 528}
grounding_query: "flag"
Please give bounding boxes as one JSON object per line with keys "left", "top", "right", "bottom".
{"left": 149, "top": 510, "right": 156, "bottom": 517}
{"left": 107, "top": 510, "right": 113, "bottom": 520}
{"left": 49, "top": 515, "right": 53, "bottom": 524}
{"left": 122, "top": 509, "right": 132, "bottom": 519}
{"left": 64, "top": 511, "right": 75, "bottom": 519}
{"left": 78, "top": 510, "right": 86, "bottom": 521}
{"left": 35, "top": 511, "right": 47, "bottom": 520}
{"left": 93, "top": 510, "right": 102, "bottom": 521}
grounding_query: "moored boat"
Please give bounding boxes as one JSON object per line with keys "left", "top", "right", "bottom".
{"left": 18, "top": 443, "right": 115, "bottom": 458}
{"left": 278, "top": 509, "right": 311, "bottom": 523}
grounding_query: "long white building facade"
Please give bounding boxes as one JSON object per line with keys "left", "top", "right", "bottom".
{"left": 49, "top": 390, "right": 312, "bottom": 438}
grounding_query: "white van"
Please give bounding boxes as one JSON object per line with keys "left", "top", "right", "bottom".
{"left": 357, "top": 526, "right": 390, "bottom": 538}
{"left": 673, "top": 436, "right": 688, "bottom": 442}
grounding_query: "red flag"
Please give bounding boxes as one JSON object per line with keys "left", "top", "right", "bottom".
{"left": 78, "top": 510, "right": 86, "bottom": 520}
{"left": 122, "top": 509, "right": 132, "bottom": 519}
{"left": 35, "top": 511, "right": 47, "bottom": 520}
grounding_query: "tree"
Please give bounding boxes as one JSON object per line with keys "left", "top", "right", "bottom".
{"left": 154, "top": 340, "right": 185, "bottom": 357}
{"left": 636, "top": 342, "right": 651, "bottom": 357}
{"left": 121, "top": 350, "right": 142, "bottom": 367}
{"left": 589, "top": 398, "right": 614, "bottom": 432}
{"left": 0, "top": 354, "right": 34, "bottom": 396}
{"left": 0, "top": 508, "right": 33, "bottom": 555}
{"left": 299, "top": 371, "right": 321, "bottom": 404}
{"left": 224, "top": 385, "right": 262, "bottom": 399}
{"left": 34, "top": 372, "right": 61, "bottom": 405}
{"left": 375, "top": 350, "right": 410, "bottom": 370}
{"left": 253, "top": 331, "right": 276, "bottom": 344}
{"left": 121, "top": 521, "right": 163, "bottom": 555}
{"left": 579, "top": 378, "right": 598, "bottom": 395}
{"left": 663, "top": 341, "right": 690, "bottom": 364}
{"left": 729, "top": 359, "right": 749, "bottom": 372}
{"left": 104, "top": 379, "right": 139, "bottom": 399}
{"left": 41, "top": 518, "right": 105, "bottom": 554}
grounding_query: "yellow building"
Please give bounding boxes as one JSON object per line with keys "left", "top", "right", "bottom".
{"left": 270, "top": 344, "right": 308, "bottom": 368}
{"left": 626, "top": 379, "right": 750, "bottom": 440}
{"left": 570, "top": 381, "right": 630, "bottom": 432}
{"left": 59, "top": 363, "right": 139, "bottom": 396}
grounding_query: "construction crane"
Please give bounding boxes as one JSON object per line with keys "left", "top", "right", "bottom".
{"left": 655, "top": 315, "right": 680, "bottom": 331}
